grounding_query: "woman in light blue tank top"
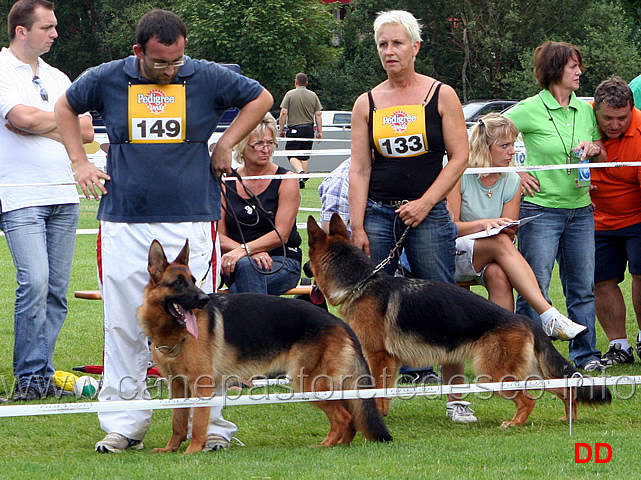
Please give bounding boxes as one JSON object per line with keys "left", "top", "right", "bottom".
{"left": 447, "top": 113, "right": 587, "bottom": 341}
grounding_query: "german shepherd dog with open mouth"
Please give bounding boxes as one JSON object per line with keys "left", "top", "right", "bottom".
{"left": 137, "top": 240, "right": 392, "bottom": 453}
{"left": 306, "top": 214, "right": 611, "bottom": 427}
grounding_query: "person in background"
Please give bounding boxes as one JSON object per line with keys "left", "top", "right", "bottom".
{"left": 349, "top": 10, "right": 472, "bottom": 422}
{"left": 447, "top": 113, "right": 587, "bottom": 340}
{"left": 0, "top": 0, "right": 94, "bottom": 401}
{"left": 504, "top": 41, "right": 606, "bottom": 372}
{"left": 590, "top": 77, "right": 641, "bottom": 366}
{"left": 279, "top": 73, "right": 322, "bottom": 188}
{"left": 55, "top": 8, "right": 272, "bottom": 452}
{"left": 319, "top": 157, "right": 351, "bottom": 233}
{"left": 629, "top": 74, "right": 641, "bottom": 110}
{"left": 219, "top": 113, "right": 302, "bottom": 294}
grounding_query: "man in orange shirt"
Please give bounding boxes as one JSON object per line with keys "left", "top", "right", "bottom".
{"left": 591, "top": 76, "right": 641, "bottom": 366}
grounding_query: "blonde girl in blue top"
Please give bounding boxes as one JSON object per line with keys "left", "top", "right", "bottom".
{"left": 447, "top": 113, "right": 587, "bottom": 341}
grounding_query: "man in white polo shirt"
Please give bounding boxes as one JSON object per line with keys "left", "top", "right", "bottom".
{"left": 0, "top": 0, "right": 93, "bottom": 401}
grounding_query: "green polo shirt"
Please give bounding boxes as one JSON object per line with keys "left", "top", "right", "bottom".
{"left": 504, "top": 90, "right": 600, "bottom": 209}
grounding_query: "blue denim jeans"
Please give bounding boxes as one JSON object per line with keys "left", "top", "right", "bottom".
{"left": 0, "top": 204, "right": 79, "bottom": 388}
{"left": 516, "top": 202, "right": 600, "bottom": 367}
{"left": 225, "top": 255, "right": 301, "bottom": 295}
{"left": 364, "top": 199, "right": 456, "bottom": 283}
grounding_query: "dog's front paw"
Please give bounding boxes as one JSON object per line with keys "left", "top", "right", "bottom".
{"left": 558, "top": 414, "right": 576, "bottom": 422}
{"left": 152, "top": 446, "right": 178, "bottom": 453}
{"left": 184, "top": 441, "right": 206, "bottom": 454}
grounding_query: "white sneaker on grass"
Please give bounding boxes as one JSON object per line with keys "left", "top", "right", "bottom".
{"left": 203, "top": 434, "right": 230, "bottom": 452}
{"left": 542, "top": 313, "right": 587, "bottom": 341}
{"left": 581, "top": 359, "right": 606, "bottom": 373}
{"left": 95, "top": 432, "right": 144, "bottom": 453}
{"left": 446, "top": 401, "right": 478, "bottom": 423}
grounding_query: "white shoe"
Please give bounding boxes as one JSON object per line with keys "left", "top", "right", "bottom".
{"left": 95, "top": 433, "right": 144, "bottom": 453}
{"left": 203, "top": 434, "right": 230, "bottom": 452}
{"left": 542, "top": 313, "right": 588, "bottom": 341}
{"left": 446, "top": 401, "right": 478, "bottom": 423}
{"left": 581, "top": 359, "right": 606, "bottom": 372}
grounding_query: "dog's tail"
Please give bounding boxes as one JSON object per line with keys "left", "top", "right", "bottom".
{"left": 534, "top": 325, "right": 612, "bottom": 406}
{"left": 344, "top": 356, "right": 393, "bottom": 443}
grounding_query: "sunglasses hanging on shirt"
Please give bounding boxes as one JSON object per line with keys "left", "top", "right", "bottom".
{"left": 32, "top": 76, "right": 49, "bottom": 102}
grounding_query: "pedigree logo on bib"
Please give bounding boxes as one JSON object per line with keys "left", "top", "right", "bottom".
{"left": 382, "top": 110, "right": 417, "bottom": 133}
{"left": 128, "top": 84, "right": 186, "bottom": 143}
{"left": 373, "top": 104, "right": 428, "bottom": 158}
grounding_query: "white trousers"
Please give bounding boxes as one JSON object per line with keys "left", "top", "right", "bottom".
{"left": 97, "top": 221, "right": 236, "bottom": 441}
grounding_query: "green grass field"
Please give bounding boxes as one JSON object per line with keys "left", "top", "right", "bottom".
{"left": 0, "top": 179, "right": 639, "bottom": 479}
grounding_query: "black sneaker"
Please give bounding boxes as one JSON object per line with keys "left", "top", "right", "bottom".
{"left": 12, "top": 384, "right": 46, "bottom": 401}
{"left": 602, "top": 343, "right": 634, "bottom": 366}
{"left": 45, "top": 384, "right": 74, "bottom": 398}
{"left": 299, "top": 171, "right": 307, "bottom": 189}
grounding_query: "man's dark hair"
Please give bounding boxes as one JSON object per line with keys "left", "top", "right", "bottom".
{"left": 8, "top": 0, "right": 54, "bottom": 42}
{"left": 295, "top": 73, "right": 308, "bottom": 86}
{"left": 135, "top": 9, "right": 187, "bottom": 53}
{"left": 594, "top": 76, "right": 634, "bottom": 110}
{"left": 533, "top": 41, "right": 585, "bottom": 90}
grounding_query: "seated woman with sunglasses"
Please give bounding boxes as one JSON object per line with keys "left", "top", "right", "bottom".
{"left": 219, "top": 113, "right": 302, "bottom": 294}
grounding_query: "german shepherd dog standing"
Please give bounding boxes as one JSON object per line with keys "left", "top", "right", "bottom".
{"left": 306, "top": 214, "right": 611, "bottom": 427}
{"left": 137, "top": 240, "right": 392, "bottom": 453}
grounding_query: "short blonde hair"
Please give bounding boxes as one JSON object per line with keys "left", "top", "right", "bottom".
{"left": 468, "top": 113, "right": 519, "bottom": 175}
{"left": 373, "top": 10, "right": 422, "bottom": 44}
{"left": 232, "top": 113, "right": 278, "bottom": 165}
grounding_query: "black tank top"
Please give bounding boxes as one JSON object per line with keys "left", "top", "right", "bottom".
{"left": 224, "top": 166, "right": 302, "bottom": 261}
{"left": 367, "top": 82, "right": 445, "bottom": 202}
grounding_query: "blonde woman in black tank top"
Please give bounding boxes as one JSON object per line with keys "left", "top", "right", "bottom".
{"left": 348, "top": 10, "right": 474, "bottom": 423}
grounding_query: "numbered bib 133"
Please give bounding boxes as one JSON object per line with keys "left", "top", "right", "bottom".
{"left": 372, "top": 104, "right": 428, "bottom": 158}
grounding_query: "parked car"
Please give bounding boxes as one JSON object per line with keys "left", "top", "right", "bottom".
{"left": 321, "top": 110, "right": 351, "bottom": 129}
{"left": 276, "top": 110, "right": 351, "bottom": 172}
{"left": 462, "top": 99, "right": 517, "bottom": 128}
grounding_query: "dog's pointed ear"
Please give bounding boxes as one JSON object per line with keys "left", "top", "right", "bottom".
{"left": 307, "top": 215, "right": 326, "bottom": 244}
{"left": 148, "top": 240, "right": 168, "bottom": 285}
{"left": 175, "top": 240, "right": 189, "bottom": 266}
{"left": 329, "top": 213, "right": 349, "bottom": 238}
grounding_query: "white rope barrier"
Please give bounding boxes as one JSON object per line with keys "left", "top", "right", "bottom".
{"left": 277, "top": 137, "right": 350, "bottom": 143}
{"left": 467, "top": 161, "right": 641, "bottom": 175}
{"left": 0, "top": 182, "right": 77, "bottom": 188}
{"left": 0, "top": 375, "right": 636, "bottom": 419}
{"left": 272, "top": 148, "right": 351, "bottom": 158}
{"left": 0, "top": 160, "right": 639, "bottom": 188}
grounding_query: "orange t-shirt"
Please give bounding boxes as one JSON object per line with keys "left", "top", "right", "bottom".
{"left": 590, "top": 106, "right": 641, "bottom": 230}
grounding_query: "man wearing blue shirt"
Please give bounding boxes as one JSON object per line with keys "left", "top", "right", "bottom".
{"left": 55, "top": 8, "right": 272, "bottom": 453}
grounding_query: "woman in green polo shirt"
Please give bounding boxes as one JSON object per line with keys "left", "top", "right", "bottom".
{"left": 504, "top": 41, "right": 606, "bottom": 372}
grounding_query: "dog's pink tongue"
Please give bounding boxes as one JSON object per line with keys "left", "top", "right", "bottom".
{"left": 185, "top": 311, "right": 199, "bottom": 339}
{"left": 310, "top": 284, "right": 325, "bottom": 305}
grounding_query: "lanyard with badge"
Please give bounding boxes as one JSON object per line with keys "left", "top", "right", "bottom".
{"left": 540, "top": 95, "right": 590, "bottom": 188}
{"left": 128, "top": 83, "right": 186, "bottom": 143}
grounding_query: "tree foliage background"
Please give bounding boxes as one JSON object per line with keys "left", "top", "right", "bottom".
{"left": 0, "top": 0, "right": 639, "bottom": 110}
